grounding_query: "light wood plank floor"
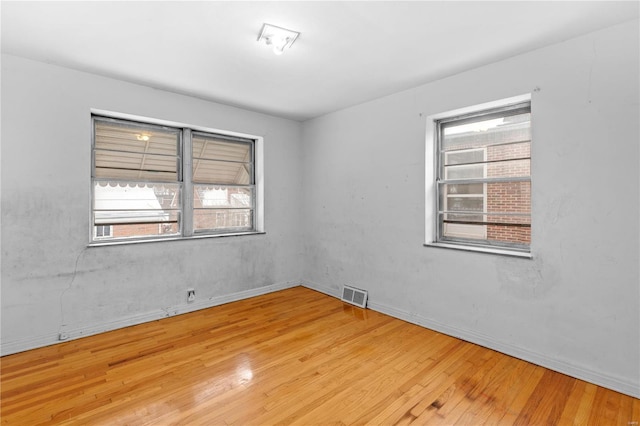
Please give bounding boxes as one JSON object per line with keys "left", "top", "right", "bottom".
{"left": 1, "top": 286, "right": 638, "bottom": 425}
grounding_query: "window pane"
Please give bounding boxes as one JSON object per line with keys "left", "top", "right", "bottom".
{"left": 192, "top": 134, "right": 253, "bottom": 185}
{"left": 93, "top": 219, "right": 179, "bottom": 239}
{"left": 442, "top": 111, "right": 531, "bottom": 152}
{"left": 193, "top": 209, "right": 253, "bottom": 232}
{"left": 485, "top": 181, "right": 531, "bottom": 214}
{"left": 485, "top": 141, "right": 530, "bottom": 162}
{"left": 95, "top": 150, "right": 178, "bottom": 181}
{"left": 444, "top": 149, "right": 485, "bottom": 165}
{"left": 95, "top": 120, "right": 179, "bottom": 156}
{"left": 443, "top": 222, "right": 487, "bottom": 240}
{"left": 486, "top": 222, "right": 531, "bottom": 245}
{"left": 444, "top": 163, "right": 484, "bottom": 180}
{"left": 93, "top": 181, "right": 180, "bottom": 240}
{"left": 443, "top": 159, "right": 531, "bottom": 180}
{"left": 192, "top": 136, "right": 252, "bottom": 162}
{"left": 193, "top": 185, "right": 253, "bottom": 209}
{"left": 439, "top": 181, "right": 530, "bottom": 215}
{"left": 485, "top": 159, "right": 530, "bottom": 179}
{"left": 192, "top": 159, "right": 252, "bottom": 184}
{"left": 445, "top": 196, "right": 484, "bottom": 213}
{"left": 446, "top": 183, "right": 484, "bottom": 195}
{"left": 193, "top": 185, "right": 253, "bottom": 232}
{"left": 440, "top": 212, "right": 530, "bottom": 245}
{"left": 94, "top": 119, "right": 180, "bottom": 183}
{"left": 445, "top": 142, "right": 530, "bottom": 166}
{"left": 94, "top": 182, "right": 181, "bottom": 211}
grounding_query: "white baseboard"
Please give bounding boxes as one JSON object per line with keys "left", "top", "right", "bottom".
{"left": 1, "top": 280, "right": 300, "bottom": 356}
{"left": 300, "top": 280, "right": 640, "bottom": 399}
{"left": 301, "top": 279, "right": 341, "bottom": 298}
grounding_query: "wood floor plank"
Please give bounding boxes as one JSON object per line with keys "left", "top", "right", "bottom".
{"left": 512, "top": 369, "right": 576, "bottom": 425}
{"left": 346, "top": 338, "right": 469, "bottom": 425}
{"left": 449, "top": 354, "right": 522, "bottom": 424}
{"left": 558, "top": 380, "right": 590, "bottom": 425}
{"left": 363, "top": 343, "right": 476, "bottom": 425}
{"left": 422, "top": 345, "right": 507, "bottom": 425}
{"left": 1, "top": 286, "right": 638, "bottom": 425}
{"left": 495, "top": 364, "right": 547, "bottom": 425}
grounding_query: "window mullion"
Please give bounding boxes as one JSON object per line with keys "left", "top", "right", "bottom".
{"left": 438, "top": 176, "right": 531, "bottom": 185}
{"left": 182, "top": 128, "right": 193, "bottom": 237}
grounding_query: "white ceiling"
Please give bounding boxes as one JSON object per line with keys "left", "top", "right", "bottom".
{"left": 2, "top": 1, "right": 638, "bottom": 121}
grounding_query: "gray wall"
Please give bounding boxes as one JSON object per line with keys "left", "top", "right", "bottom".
{"left": 1, "top": 55, "right": 304, "bottom": 353}
{"left": 301, "top": 20, "right": 639, "bottom": 397}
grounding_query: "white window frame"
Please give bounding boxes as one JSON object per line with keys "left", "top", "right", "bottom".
{"left": 94, "top": 225, "right": 112, "bottom": 239}
{"left": 90, "top": 110, "right": 264, "bottom": 245}
{"left": 424, "top": 94, "right": 532, "bottom": 258}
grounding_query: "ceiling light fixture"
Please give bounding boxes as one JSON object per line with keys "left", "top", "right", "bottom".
{"left": 257, "top": 23, "right": 300, "bottom": 56}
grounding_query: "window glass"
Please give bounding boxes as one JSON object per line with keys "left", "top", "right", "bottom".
{"left": 91, "top": 116, "right": 258, "bottom": 243}
{"left": 192, "top": 134, "right": 253, "bottom": 185}
{"left": 435, "top": 103, "right": 531, "bottom": 251}
{"left": 94, "top": 120, "right": 180, "bottom": 182}
{"left": 193, "top": 186, "right": 254, "bottom": 232}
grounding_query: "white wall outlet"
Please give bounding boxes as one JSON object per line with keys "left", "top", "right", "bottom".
{"left": 187, "top": 289, "right": 195, "bottom": 303}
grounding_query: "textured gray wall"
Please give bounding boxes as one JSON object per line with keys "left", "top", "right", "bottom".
{"left": 1, "top": 55, "right": 304, "bottom": 352}
{"left": 301, "top": 20, "right": 639, "bottom": 397}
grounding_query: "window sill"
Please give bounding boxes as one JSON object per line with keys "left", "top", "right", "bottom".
{"left": 88, "top": 231, "right": 266, "bottom": 248}
{"left": 424, "top": 242, "right": 532, "bottom": 259}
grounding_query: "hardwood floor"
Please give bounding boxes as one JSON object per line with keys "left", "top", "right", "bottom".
{"left": 1, "top": 286, "right": 638, "bottom": 425}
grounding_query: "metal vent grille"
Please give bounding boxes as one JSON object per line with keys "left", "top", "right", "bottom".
{"left": 341, "top": 285, "right": 368, "bottom": 308}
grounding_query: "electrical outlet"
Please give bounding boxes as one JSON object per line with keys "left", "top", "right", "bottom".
{"left": 187, "top": 289, "right": 195, "bottom": 303}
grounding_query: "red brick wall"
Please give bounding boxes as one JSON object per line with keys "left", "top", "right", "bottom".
{"left": 486, "top": 142, "right": 531, "bottom": 244}
{"left": 111, "top": 222, "right": 178, "bottom": 238}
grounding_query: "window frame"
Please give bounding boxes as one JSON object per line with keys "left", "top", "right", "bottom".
{"left": 94, "top": 225, "right": 112, "bottom": 239}
{"left": 89, "top": 111, "right": 264, "bottom": 246}
{"left": 425, "top": 94, "right": 532, "bottom": 258}
{"left": 190, "top": 131, "right": 256, "bottom": 236}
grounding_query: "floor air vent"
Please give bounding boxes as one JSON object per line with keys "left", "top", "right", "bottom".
{"left": 341, "top": 285, "right": 368, "bottom": 308}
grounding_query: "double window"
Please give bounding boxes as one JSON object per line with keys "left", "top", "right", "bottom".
{"left": 91, "top": 115, "right": 261, "bottom": 243}
{"left": 428, "top": 96, "right": 531, "bottom": 255}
